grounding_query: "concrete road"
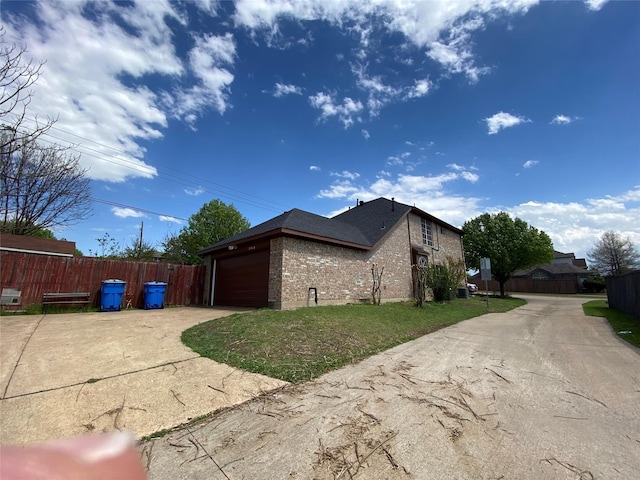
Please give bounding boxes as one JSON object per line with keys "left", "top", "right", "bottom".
{"left": 0, "top": 307, "right": 287, "bottom": 445}
{"left": 143, "top": 295, "right": 640, "bottom": 479}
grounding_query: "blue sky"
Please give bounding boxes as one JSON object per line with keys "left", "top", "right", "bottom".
{"left": 2, "top": 0, "right": 639, "bottom": 261}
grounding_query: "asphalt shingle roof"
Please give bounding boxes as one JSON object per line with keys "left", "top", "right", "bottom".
{"left": 514, "top": 263, "right": 590, "bottom": 277}
{"left": 198, "top": 197, "right": 456, "bottom": 255}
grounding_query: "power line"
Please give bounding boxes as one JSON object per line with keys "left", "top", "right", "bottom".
{"left": 91, "top": 197, "right": 188, "bottom": 221}
{"left": 11, "top": 114, "right": 292, "bottom": 214}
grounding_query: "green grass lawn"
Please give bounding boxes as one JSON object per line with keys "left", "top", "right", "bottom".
{"left": 182, "top": 297, "right": 525, "bottom": 383}
{"left": 583, "top": 300, "right": 640, "bottom": 349}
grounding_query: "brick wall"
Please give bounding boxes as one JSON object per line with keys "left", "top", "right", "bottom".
{"left": 270, "top": 214, "right": 464, "bottom": 309}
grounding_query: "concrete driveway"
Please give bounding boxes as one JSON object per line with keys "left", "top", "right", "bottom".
{"left": 143, "top": 295, "right": 640, "bottom": 479}
{"left": 0, "top": 307, "right": 287, "bottom": 446}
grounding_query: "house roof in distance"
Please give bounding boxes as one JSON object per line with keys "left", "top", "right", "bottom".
{"left": 198, "top": 197, "right": 462, "bottom": 256}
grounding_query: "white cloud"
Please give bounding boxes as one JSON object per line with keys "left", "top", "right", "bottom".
{"left": 331, "top": 170, "right": 360, "bottom": 180}
{"left": 309, "top": 92, "right": 363, "bottom": 128}
{"left": 426, "top": 36, "right": 490, "bottom": 83}
{"left": 318, "top": 167, "right": 483, "bottom": 226}
{"left": 273, "top": 82, "right": 303, "bottom": 97}
{"left": 361, "top": 129, "right": 370, "bottom": 139}
{"left": 508, "top": 186, "right": 640, "bottom": 259}
{"left": 523, "top": 160, "right": 539, "bottom": 168}
{"left": 445, "top": 163, "right": 480, "bottom": 183}
{"left": 585, "top": 0, "right": 609, "bottom": 11}
{"left": 406, "top": 79, "right": 432, "bottom": 98}
{"left": 159, "top": 215, "right": 182, "bottom": 224}
{"left": 2, "top": 1, "right": 234, "bottom": 182}
{"left": 184, "top": 186, "right": 205, "bottom": 196}
{"left": 550, "top": 114, "right": 581, "bottom": 125}
{"left": 461, "top": 171, "right": 480, "bottom": 183}
{"left": 112, "top": 207, "right": 146, "bottom": 219}
{"left": 310, "top": 165, "right": 321, "bottom": 172}
{"left": 317, "top": 180, "right": 361, "bottom": 199}
{"left": 234, "top": 0, "right": 535, "bottom": 84}
{"left": 350, "top": 65, "right": 434, "bottom": 118}
{"left": 178, "top": 32, "right": 236, "bottom": 117}
{"left": 387, "top": 152, "right": 411, "bottom": 166}
{"left": 484, "top": 112, "right": 530, "bottom": 135}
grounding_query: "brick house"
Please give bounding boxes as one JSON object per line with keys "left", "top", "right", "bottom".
{"left": 198, "top": 197, "right": 465, "bottom": 310}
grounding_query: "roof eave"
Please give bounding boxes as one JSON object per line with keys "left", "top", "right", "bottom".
{"left": 198, "top": 228, "right": 372, "bottom": 256}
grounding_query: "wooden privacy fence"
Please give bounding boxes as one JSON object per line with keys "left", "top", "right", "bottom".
{"left": 475, "top": 278, "right": 581, "bottom": 295}
{"left": 606, "top": 271, "right": 640, "bottom": 321}
{"left": 1, "top": 251, "right": 206, "bottom": 310}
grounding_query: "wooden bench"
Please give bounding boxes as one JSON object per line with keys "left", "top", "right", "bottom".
{"left": 42, "top": 292, "right": 91, "bottom": 313}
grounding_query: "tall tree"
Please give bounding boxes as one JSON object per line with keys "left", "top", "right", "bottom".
{"left": 1, "top": 28, "right": 92, "bottom": 235}
{"left": 587, "top": 231, "right": 640, "bottom": 276}
{"left": 463, "top": 212, "right": 554, "bottom": 297}
{"left": 163, "top": 199, "right": 250, "bottom": 265}
{"left": 1, "top": 138, "right": 92, "bottom": 234}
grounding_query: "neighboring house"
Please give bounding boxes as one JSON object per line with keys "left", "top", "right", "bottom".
{"left": 198, "top": 197, "right": 465, "bottom": 309}
{"left": 0, "top": 233, "right": 76, "bottom": 257}
{"left": 473, "top": 250, "right": 593, "bottom": 294}
{"left": 513, "top": 251, "right": 591, "bottom": 289}
{"left": 514, "top": 262, "right": 591, "bottom": 289}
{"left": 551, "top": 250, "right": 587, "bottom": 269}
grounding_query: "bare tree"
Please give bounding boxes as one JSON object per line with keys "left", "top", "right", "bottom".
{"left": 587, "top": 231, "right": 640, "bottom": 276}
{"left": 1, "top": 27, "right": 91, "bottom": 235}
{"left": 1, "top": 27, "right": 56, "bottom": 152}
{"left": 371, "top": 263, "right": 384, "bottom": 305}
{"left": 1, "top": 135, "right": 91, "bottom": 234}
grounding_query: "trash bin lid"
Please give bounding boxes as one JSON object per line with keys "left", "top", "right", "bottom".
{"left": 144, "top": 281, "right": 167, "bottom": 285}
{"left": 102, "top": 279, "right": 126, "bottom": 283}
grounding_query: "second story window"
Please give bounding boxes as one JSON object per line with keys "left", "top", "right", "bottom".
{"left": 421, "top": 218, "right": 433, "bottom": 246}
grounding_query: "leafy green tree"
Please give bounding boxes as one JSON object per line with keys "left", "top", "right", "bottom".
{"left": 163, "top": 199, "right": 250, "bottom": 265}
{"left": 587, "top": 231, "right": 640, "bottom": 276}
{"left": 0, "top": 220, "right": 54, "bottom": 238}
{"left": 463, "top": 212, "right": 554, "bottom": 297}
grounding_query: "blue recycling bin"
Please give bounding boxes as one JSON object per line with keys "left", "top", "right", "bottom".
{"left": 101, "top": 279, "right": 126, "bottom": 311}
{"left": 144, "top": 282, "right": 167, "bottom": 310}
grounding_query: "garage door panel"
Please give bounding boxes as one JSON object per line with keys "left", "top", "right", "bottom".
{"left": 214, "top": 250, "right": 269, "bottom": 307}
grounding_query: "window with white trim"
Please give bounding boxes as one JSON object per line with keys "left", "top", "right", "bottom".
{"left": 421, "top": 218, "right": 433, "bottom": 246}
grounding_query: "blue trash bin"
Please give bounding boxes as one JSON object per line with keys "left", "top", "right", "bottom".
{"left": 101, "top": 279, "right": 126, "bottom": 311}
{"left": 144, "top": 282, "right": 167, "bottom": 310}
